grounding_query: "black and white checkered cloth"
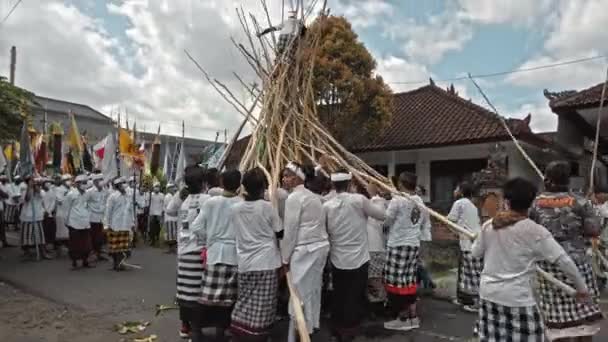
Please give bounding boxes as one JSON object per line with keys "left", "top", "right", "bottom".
{"left": 176, "top": 250, "right": 204, "bottom": 303}
{"left": 20, "top": 221, "right": 45, "bottom": 247}
{"left": 538, "top": 260, "right": 603, "bottom": 329}
{"left": 477, "top": 299, "right": 544, "bottom": 342}
{"left": 200, "top": 263, "right": 238, "bottom": 307}
{"left": 4, "top": 204, "right": 19, "bottom": 225}
{"left": 368, "top": 251, "right": 386, "bottom": 279}
{"left": 383, "top": 246, "right": 419, "bottom": 291}
{"left": 458, "top": 251, "right": 483, "bottom": 295}
{"left": 164, "top": 221, "right": 178, "bottom": 242}
{"left": 230, "top": 270, "right": 278, "bottom": 336}
{"left": 276, "top": 34, "right": 298, "bottom": 65}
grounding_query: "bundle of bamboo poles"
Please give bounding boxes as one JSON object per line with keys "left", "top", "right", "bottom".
{"left": 186, "top": 1, "right": 578, "bottom": 337}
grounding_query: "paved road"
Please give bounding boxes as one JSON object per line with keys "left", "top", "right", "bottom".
{"left": 0, "top": 233, "right": 607, "bottom": 341}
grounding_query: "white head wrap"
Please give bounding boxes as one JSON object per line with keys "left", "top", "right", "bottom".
{"left": 286, "top": 162, "right": 305, "bottom": 181}
{"left": 330, "top": 172, "right": 352, "bottom": 182}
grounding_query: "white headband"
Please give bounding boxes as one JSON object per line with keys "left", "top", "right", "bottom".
{"left": 286, "top": 162, "right": 306, "bottom": 180}
{"left": 331, "top": 172, "right": 352, "bottom": 182}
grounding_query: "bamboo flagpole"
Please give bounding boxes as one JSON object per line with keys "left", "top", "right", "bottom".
{"left": 588, "top": 67, "right": 608, "bottom": 195}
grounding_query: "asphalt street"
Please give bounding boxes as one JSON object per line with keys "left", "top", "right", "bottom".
{"left": 1, "top": 233, "right": 607, "bottom": 341}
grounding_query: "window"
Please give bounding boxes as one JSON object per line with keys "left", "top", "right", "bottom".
{"left": 395, "top": 163, "right": 416, "bottom": 176}
{"left": 430, "top": 159, "right": 487, "bottom": 214}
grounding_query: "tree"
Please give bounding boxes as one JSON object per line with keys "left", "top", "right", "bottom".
{"left": 0, "top": 76, "right": 34, "bottom": 144}
{"left": 304, "top": 16, "right": 393, "bottom": 146}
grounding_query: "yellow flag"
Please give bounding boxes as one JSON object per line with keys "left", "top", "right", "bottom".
{"left": 3, "top": 142, "right": 20, "bottom": 161}
{"left": 67, "top": 114, "right": 82, "bottom": 169}
{"left": 67, "top": 114, "right": 83, "bottom": 152}
{"left": 119, "top": 128, "right": 135, "bottom": 155}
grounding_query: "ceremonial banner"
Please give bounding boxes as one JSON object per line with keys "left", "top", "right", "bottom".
{"left": 19, "top": 122, "right": 34, "bottom": 178}
{"left": 174, "top": 142, "right": 186, "bottom": 184}
{"left": 67, "top": 114, "right": 83, "bottom": 170}
{"left": 101, "top": 132, "right": 118, "bottom": 183}
{"left": 0, "top": 146, "right": 6, "bottom": 173}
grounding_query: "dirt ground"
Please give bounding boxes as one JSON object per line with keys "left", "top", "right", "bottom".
{"left": 0, "top": 281, "right": 118, "bottom": 342}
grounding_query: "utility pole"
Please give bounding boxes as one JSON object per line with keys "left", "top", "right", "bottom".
{"left": 9, "top": 46, "right": 16, "bottom": 85}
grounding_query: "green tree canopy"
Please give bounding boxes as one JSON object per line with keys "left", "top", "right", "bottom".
{"left": 0, "top": 76, "right": 34, "bottom": 144}
{"left": 304, "top": 15, "right": 393, "bottom": 146}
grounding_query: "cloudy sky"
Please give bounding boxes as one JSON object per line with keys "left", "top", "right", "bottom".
{"left": 1, "top": 0, "right": 607, "bottom": 140}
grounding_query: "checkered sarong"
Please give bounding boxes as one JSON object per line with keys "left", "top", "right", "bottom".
{"left": 230, "top": 270, "right": 278, "bottom": 336}
{"left": 176, "top": 250, "right": 204, "bottom": 303}
{"left": 276, "top": 34, "right": 298, "bottom": 65}
{"left": 383, "top": 246, "right": 418, "bottom": 294}
{"left": 458, "top": 251, "right": 483, "bottom": 295}
{"left": 200, "top": 263, "right": 238, "bottom": 307}
{"left": 106, "top": 230, "right": 131, "bottom": 254}
{"left": 368, "top": 251, "right": 386, "bottom": 279}
{"left": 4, "top": 204, "right": 19, "bottom": 224}
{"left": 20, "top": 221, "right": 45, "bottom": 247}
{"left": 164, "top": 221, "right": 178, "bottom": 242}
{"left": 478, "top": 299, "right": 544, "bottom": 342}
{"left": 538, "top": 260, "right": 603, "bottom": 329}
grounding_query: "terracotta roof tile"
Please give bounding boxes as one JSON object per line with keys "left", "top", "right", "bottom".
{"left": 549, "top": 82, "right": 607, "bottom": 110}
{"left": 350, "top": 84, "right": 536, "bottom": 152}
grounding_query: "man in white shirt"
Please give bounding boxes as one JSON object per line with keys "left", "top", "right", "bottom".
{"left": 163, "top": 183, "right": 178, "bottom": 253}
{"left": 104, "top": 177, "right": 135, "bottom": 271}
{"left": 257, "top": 10, "right": 306, "bottom": 67}
{"left": 65, "top": 174, "right": 93, "bottom": 269}
{"left": 135, "top": 186, "right": 149, "bottom": 243}
{"left": 87, "top": 174, "right": 107, "bottom": 261}
{"left": 41, "top": 178, "right": 57, "bottom": 252}
{"left": 20, "top": 177, "right": 50, "bottom": 259}
{"left": 324, "top": 170, "right": 385, "bottom": 342}
{"left": 54, "top": 174, "right": 73, "bottom": 252}
{"left": 366, "top": 185, "right": 389, "bottom": 305}
{"left": 472, "top": 177, "right": 590, "bottom": 341}
{"left": 196, "top": 170, "right": 243, "bottom": 340}
{"left": 383, "top": 172, "right": 430, "bottom": 332}
{"left": 148, "top": 184, "right": 164, "bottom": 247}
{"left": 3, "top": 177, "right": 21, "bottom": 231}
{"left": 447, "top": 181, "right": 482, "bottom": 312}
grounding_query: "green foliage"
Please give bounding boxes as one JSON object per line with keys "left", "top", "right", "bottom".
{"left": 0, "top": 76, "right": 35, "bottom": 144}
{"left": 304, "top": 16, "right": 393, "bottom": 146}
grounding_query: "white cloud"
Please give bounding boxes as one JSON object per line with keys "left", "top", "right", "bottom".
{"left": 456, "top": 0, "right": 552, "bottom": 25}
{"left": 506, "top": 0, "right": 608, "bottom": 91}
{"left": 375, "top": 56, "right": 431, "bottom": 93}
{"left": 384, "top": 12, "right": 473, "bottom": 65}
{"left": 333, "top": 0, "right": 393, "bottom": 29}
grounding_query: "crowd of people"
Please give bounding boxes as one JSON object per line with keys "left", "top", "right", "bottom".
{"left": 0, "top": 173, "right": 180, "bottom": 270}
{"left": 0, "top": 158, "right": 606, "bottom": 342}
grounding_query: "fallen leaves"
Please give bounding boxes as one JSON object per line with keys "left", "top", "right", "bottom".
{"left": 114, "top": 321, "right": 150, "bottom": 335}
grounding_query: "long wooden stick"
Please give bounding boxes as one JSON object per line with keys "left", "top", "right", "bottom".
{"left": 588, "top": 67, "right": 608, "bottom": 195}
{"left": 286, "top": 272, "right": 310, "bottom": 342}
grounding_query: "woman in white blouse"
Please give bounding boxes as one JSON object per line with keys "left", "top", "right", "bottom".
{"left": 230, "top": 168, "right": 283, "bottom": 341}
{"left": 281, "top": 161, "right": 330, "bottom": 342}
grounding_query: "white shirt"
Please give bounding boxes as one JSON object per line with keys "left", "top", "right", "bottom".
{"left": 208, "top": 187, "right": 224, "bottom": 197}
{"left": 384, "top": 194, "right": 430, "bottom": 248}
{"left": 179, "top": 193, "right": 211, "bottom": 254}
{"left": 65, "top": 189, "right": 91, "bottom": 230}
{"left": 164, "top": 193, "right": 177, "bottom": 222}
{"left": 4, "top": 183, "right": 20, "bottom": 205}
{"left": 136, "top": 192, "right": 148, "bottom": 214}
{"left": 448, "top": 198, "right": 481, "bottom": 251}
{"left": 86, "top": 187, "right": 107, "bottom": 223}
{"left": 233, "top": 200, "right": 282, "bottom": 272}
{"left": 281, "top": 184, "right": 329, "bottom": 264}
{"left": 54, "top": 185, "right": 71, "bottom": 219}
{"left": 104, "top": 191, "right": 135, "bottom": 231}
{"left": 367, "top": 195, "right": 388, "bottom": 252}
{"left": 472, "top": 218, "right": 566, "bottom": 307}
{"left": 20, "top": 189, "right": 44, "bottom": 222}
{"left": 324, "top": 192, "right": 386, "bottom": 270}
{"left": 149, "top": 192, "right": 165, "bottom": 216}
{"left": 198, "top": 195, "right": 243, "bottom": 266}
{"left": 18, "top": 182, "right": 27, "bottom": 204}
{"left": 42, "top": 187, "right": 57, "bottom": 217}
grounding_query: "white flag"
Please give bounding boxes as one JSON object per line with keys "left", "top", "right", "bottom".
{"left": 162, "top": 143, "right": 170, "bottom": 178}
{"left": 0, "top": 148, "right": 6, "bottom": 174}
{"left": 101, "top": 132, "right": 118, "bottom": 183}
{"left": 174, "top": 142, "right": 186, "bottom": 184}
